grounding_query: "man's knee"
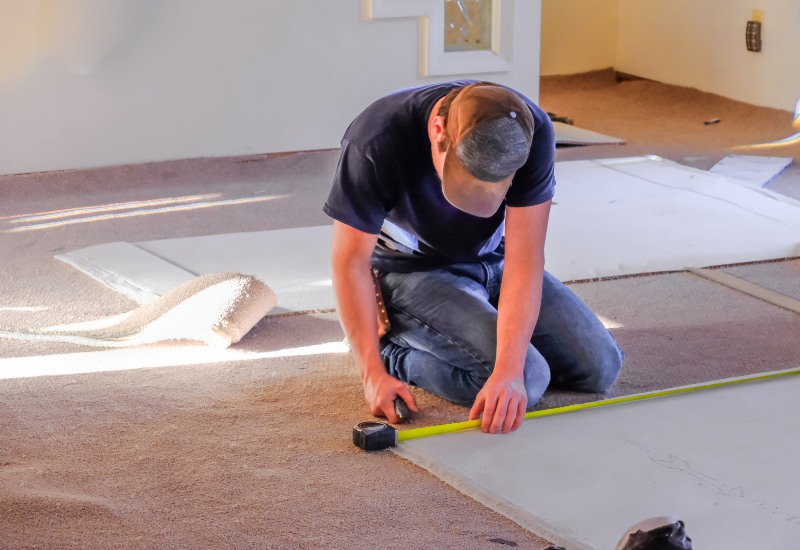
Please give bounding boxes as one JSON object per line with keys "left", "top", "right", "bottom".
{"left": 382, "top": 341, "right": 492, "bottom": 407}
{"left": 582, "top": 341, "right": 624, "bottom": 393}
{"left": 550, "top": 336, "right": 623, "bottom": 393}
{"left": 524, "top": 354, "right": 551, "bottom": 410}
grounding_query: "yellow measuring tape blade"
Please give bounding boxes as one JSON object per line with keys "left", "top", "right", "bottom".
{"left": 397, "top": 367, "right": 800, "bottom": 443}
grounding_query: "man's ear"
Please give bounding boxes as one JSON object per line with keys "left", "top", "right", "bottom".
{"left": 430, "top": 115, "right": 447, "bottom": 144}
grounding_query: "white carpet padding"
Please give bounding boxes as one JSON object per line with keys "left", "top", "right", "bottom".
{"left": 553, "top": 121, "right": 625, "bottom": 146}
{"left": 546, "top": 156, "right": 800, "bottom": 280}
{"left": 709, "top": 154, "right": 793, "bottom": 188}
{"left": 57, "top": 157, "right": 800, "bottom": 303}
{"left": 57, "top": 226, "right": 335, "bottom": 311}
{"left": 392, "top": 372, "right": 800, "bottom": 550}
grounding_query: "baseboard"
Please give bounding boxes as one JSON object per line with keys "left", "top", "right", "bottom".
{"left": 614, "top": 71, "right": 654, "bottom": 83}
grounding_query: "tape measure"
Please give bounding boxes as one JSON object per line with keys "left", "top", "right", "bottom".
{"left": 353, "top": 421, "right": 397, "bottom": 451}
{"left": 352, "top": 367, "right": 800, "bottom": 451}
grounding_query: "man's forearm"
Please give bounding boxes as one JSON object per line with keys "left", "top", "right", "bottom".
{"left": 495, "top": 259, "right": 543, "bottom": 376}
{"left": 494, "top": 203, "right": 551, "bottom": 377}
{"left": 330, "top": 221, "right": 417, "bottom": 421}
{"left": 469, "top": 244, "right": 543, "bottom": 433}
{"left": 331, "top": 258, "right": 386, "bottom": 382}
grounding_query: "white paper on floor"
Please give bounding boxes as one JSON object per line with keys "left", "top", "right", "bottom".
{"left": 547, "top": 156, "right": 800, "bottom": 280}
{"left": 57, "top": 156, "right": 800, "bottom": 309}
{"left": 392, "top": 372, "right": 800, "bottom": 550}
{"left": 57, "top": 226, "right": 336, "bottom": 311}
{"left": 709, "top": 154, "right": 793, "bottom": 188}
{"left": 553, "top": 121, "right": 625, "bottom": 146}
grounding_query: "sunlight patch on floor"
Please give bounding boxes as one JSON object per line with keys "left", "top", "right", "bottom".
{"left": 596, "top": 314, "right": 624, "bottom": 329}
{"left": 5, "top": 195, "right": 287, "bottom": 233}
{"left": 1, "top": 194, "right": 220, "bottom": 222}
{"left": 0, "top": 340, "right": 349, "bottom": 380}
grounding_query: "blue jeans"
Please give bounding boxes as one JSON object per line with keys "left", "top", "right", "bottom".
{"left": 377, "top": 258, "right": 623, "bottom": 409}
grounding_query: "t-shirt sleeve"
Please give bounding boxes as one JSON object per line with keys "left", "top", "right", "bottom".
{"left": 504, "top": 112, "right": 556, "bottom": 207}
{"left": 323, "top": 139, "right": 387, "bottom": 234}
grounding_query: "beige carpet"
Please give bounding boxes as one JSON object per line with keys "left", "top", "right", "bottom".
{"left": 2, "top": 70, "right": 800, "bottom": 549}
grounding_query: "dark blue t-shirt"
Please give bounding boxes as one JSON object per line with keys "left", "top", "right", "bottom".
{"left": 323, "top": 80, "right": 555, "bottom": 273}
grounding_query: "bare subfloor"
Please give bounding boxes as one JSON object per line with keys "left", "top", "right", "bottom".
{"left": 2, "top": 71, "right": 799, "bottom": 549}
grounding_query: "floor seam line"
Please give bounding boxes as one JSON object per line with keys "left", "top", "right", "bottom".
{"left": 131, "top": 242, "right": 200, "bottom": 277}
{"left": 688, "top": 267, "right": 800, "bottom": 315}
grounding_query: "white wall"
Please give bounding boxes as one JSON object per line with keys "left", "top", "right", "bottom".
{"left": 616, "top": 0, "right": 800, "bottom": 111}
{"left": 540, "top": 0, "right": 618, "bottom": 76}
{"left": 0, "top": 0, "right": 541, "bottom": 175}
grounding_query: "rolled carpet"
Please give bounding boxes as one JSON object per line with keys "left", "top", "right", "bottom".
{"left": 0, "top": 273, "right": 276, "bottom": 348}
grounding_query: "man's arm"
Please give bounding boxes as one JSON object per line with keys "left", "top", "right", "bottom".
{"left": 469, "top": 200, "right": 552, "bottom": 433}
{"left": 331, "top": 220, "right": 418, "bottom": 423}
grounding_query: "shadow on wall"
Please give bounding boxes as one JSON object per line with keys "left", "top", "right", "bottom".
{"left": 0, "top": 0, "right": 161, "bottom": 85}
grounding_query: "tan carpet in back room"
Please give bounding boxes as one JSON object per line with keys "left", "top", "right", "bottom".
{"left": 541, "top": 69, "right": 800, "bottom": 170}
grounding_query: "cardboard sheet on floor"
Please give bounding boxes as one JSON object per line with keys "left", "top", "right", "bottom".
{"left": 392, "top": 372, "right": 800, "bottom": 550}
{"left": 553, "top": 121, "right": 625, "bottom": 146}
{"left": 709, "top": 154, "right": 793, "bottom": 188}
{"left": 57, "top": 157, "right": 800, "bottom": 309}
{"left": 57, "top": 226, "right": 336, "bottom": 312}
{"left": 548, "top": 157, "right": 800, "bottom": 280}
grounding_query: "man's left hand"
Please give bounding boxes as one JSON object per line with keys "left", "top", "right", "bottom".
{"left": 468, "top": 372, "right": 527, "bottom": 434}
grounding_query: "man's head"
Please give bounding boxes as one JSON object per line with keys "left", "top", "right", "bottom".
{"left": 430, "top": 82, "right": 535, "bottom": 217}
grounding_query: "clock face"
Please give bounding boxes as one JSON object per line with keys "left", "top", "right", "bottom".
{"left": 444, "top": 0, "right": 492, "bottom": 52}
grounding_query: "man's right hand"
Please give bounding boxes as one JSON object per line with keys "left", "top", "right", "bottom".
{"left": 331, "top": 222, "right": 418, "bottom": 424}
{"left": 363, "top": 371, "right": 418, "bottom": 424}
